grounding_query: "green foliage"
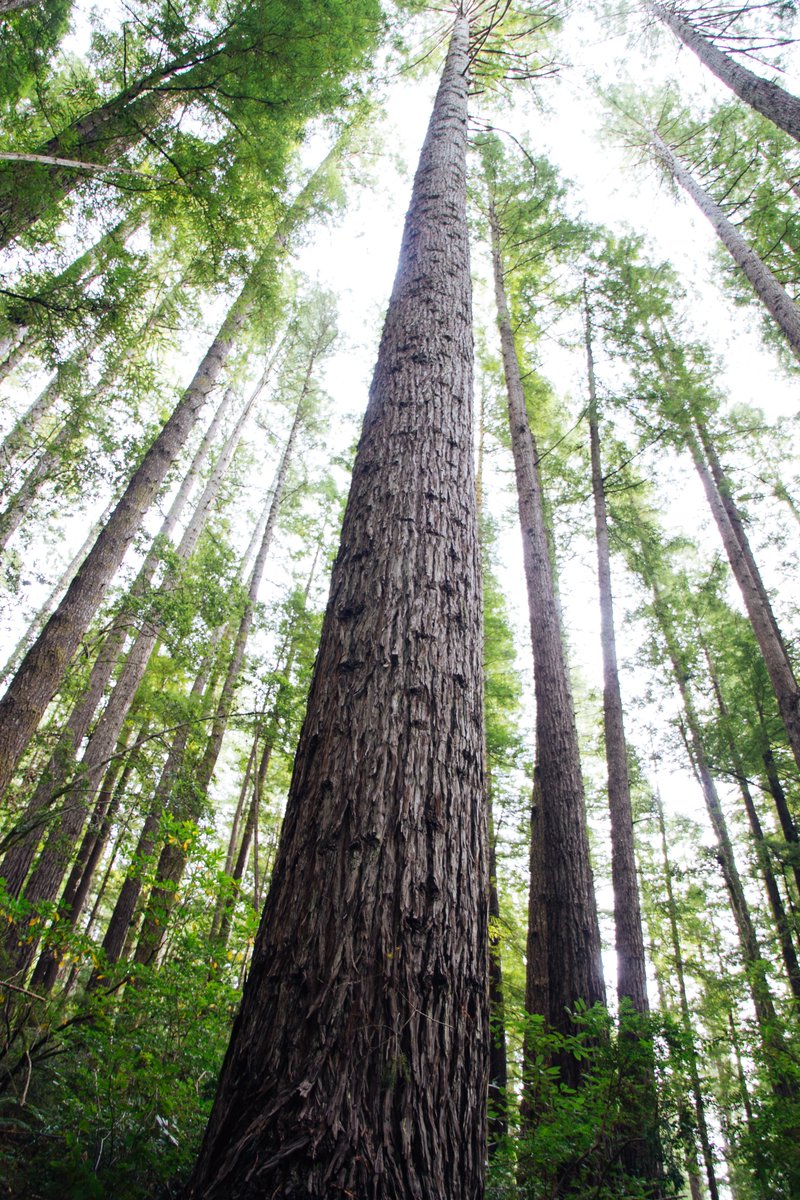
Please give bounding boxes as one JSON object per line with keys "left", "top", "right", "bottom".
{"left": 488, "top": 1004, "right": 682, "bottom": 1200}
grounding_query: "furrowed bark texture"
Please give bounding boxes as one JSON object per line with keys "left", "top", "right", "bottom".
{"left": 653, "top": 3, "right": 800, "bottom": 143}
{"left": 0, "top": 293, "right": 249, "bottom": 801}
{"left": 187, "top": 19, "right": 488, "bottom": 1199}
{"left": 489, "top": 198, "right": 605, "bottom": 1073}
{"left": 686, "top": 424, "right": 800, "bottom": 777}
{"left": 585, "top": 299, "right": 649, "bottom": 1015}
{"left": 652, "top": 132, "right": 800, "bottom": 362}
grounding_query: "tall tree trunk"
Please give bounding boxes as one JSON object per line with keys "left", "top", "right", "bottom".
{"left": 704, "top": 648, "right": 800, "bottom": 1005}
{"left": 487, "top": 796, "right": 508, "bottom": 1152}
{"left": 97, "top": 641, "right": 220, "bottom": 969}
{"left": 585, "top": 295, "right": 661, "bottom": 1186}
{"left": 651, "top": 2, "right": 800, "bottom": 143}
{"left": 652, "top": 580, "right": 791, "bottom": 1091}
{"left": 651, "top": 131, "right": 800, "bottom": 362}
{"left": 0, "top": 210, "right": 140, "bottom": 384}
{"left": 0, "top": 489, "right": 119, "bottom": 683}
{"left": 133, "top": 385, "right": 305, "bottom": 965}
{"left": 0, "top": 285, "right": 250, "bottom": 800}
{"left": 187, "top": 19, "right": 488, "bottom": 1198}
{"left": 0, "top": 143, "right": 348, "bottom": 800}
{"left": 654, "top": 786, "right": 721, "bottom": 1200}
{"left": 0, "top": 383, "right": 236, "bottom": 894}
{"left": 585, "top": 292, "right": 649, "bottom": 1014}
{"left": 488, "top": 193, "right": 605, "bottom": 1084}
{"left": 0, "top": 405, "right": 79, "bottom": 550}
{"left": 29, "top": 722, "right": 148, "bottom": 993}
{"left": 754, "top": 698, "right": 800, "bottom": 902}
{"left": 685, "top": 422, "right": 800, "bottom": 778}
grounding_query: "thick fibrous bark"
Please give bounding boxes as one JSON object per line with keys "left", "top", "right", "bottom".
{"left": 0, "top": 292, "right": 249, "bottom": 800}
{"left": 652, "top": 132, "right": 800, "bottom": 362}
{"left": 686, "top": 424, "right": 800, "bottom": 778}
{"left": 652, "top": 3, "right": 800, "bottom": 143}
{"left": 187, "top": 20, "right": 487, "bottom": 1199}
{"left": 489, "top": 198, "right": 605, "bottom": 1074}
{"left": 585, "top": 298, "right": 649, "bottom": 1015}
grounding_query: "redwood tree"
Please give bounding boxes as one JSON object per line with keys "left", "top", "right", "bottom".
{"left": 186, "top": 16, "right": 488, "bottom": 1198}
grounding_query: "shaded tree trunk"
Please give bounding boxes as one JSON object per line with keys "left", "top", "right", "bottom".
{"left": 654, "top": 787, "right": 720, "bottom": 1200}
{"left": 133, "top": 384, "right": 306, "bottom": 965}
{"left": 686, "top": 422, "right": 800, "bottom": 779}
{"left": 652, "top": 131, "right": 800, "bottom": 362}
{"left": 186, "top": 19, "right": 488, "bottom": 1198}
{"left": 704, "top": 649, "right": 800, "bottom": 1005}
{"left": 488, "top": 193, "right": 605, "bottom": 1087}
{"left": 652, "top": 2, "right": 800, "bottom": 143}
{"left": 585, "top": 292, "right": 649, "bottom": 1014}
{"left": 0, "top": 287, "right": 250, "bottom": 800}
{"left": 0, "top": 383, "right": 236, "bottom": 894}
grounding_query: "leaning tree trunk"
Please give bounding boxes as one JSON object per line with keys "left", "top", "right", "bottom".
{"left": 652, "top": 131, "right": 800, "bottom": 363}
{"left": 97, "top": 640, "right": 221, "bottom": 969}
{"left": 488, "top": 193, "right": 605, "bottom": 1086}
{"left": 7, "top": 379, "right": 253, "bottom": 963}
{"left": 753, "top": 698, "right": 800, "bottom": 903}
{"left": 653, "top": 580, "right": 793, "bottom": 1094}
{"left": 0, "top": 283, "right": 250, "bottom": 801}
{"left": 703, "top": 647, "right": 800, "bottom": 1005}
{"left": 0, "top": 143, "right": 348, "bottom": 801}
{"left": 186, "top": 18, "right": 488, "bottom": 1199}
{"left": 133, "top": 385, "right": 305, "bottom": 967}
{"left": 0, "top": 384, "right": 236, "bottom": 897}
{"left": 685, "top": 421, "right": 800, "bottom": 779}
{"left": 651, "top": 2, "right": 800, "bottom": 143}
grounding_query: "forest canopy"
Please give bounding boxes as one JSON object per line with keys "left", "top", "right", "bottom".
{"left": 1, "top": 1, "right": 799, "bottom": 1197}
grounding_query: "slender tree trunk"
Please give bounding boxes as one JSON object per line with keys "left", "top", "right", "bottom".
{"left": 134, "top": 388, "right": 305, "bottom": 964}
{"left": 98, "top": 642, "right": 220, "bottom": 968}
{"left": 488, "top": 194, "right": 605, "bottom": 1083}
{"left": 0, "top": 490, "right": 119, "bottom": 683}
{"left": 686, "top": 423, "right": 800, "bottom": 777}
{"left": 0, "top": 409, "right": 78, "bottom": 549}
{"left": 651, "top": 131, "right": 800, "bottom": 362}
{"left": 653, "top": 581, "right": 792, "bottom": 1091}
{"left": 187, "top": 20, "right": 488, "bottom": 1197}
{"left": 704, "top": 649, "right": 800, "bottom": 1005}
{"left": 29, "top": 725, "right": 146, "bottom": 993}
{"left": 0, "top": 384, "right": 236, "bottom": 893}
{"left": 654, "top": 787, "right": 721, "bottom": 1200}
{"left": 652, "top": 2, "right": 800, "bottom": 143}
{"left": 585, "top": 293, "right": 649, "bottom": 1014}
{"left": 215, "top": 739, "right": 272, "bottom": 953}
{"left": 754, "top": 700, "right": 800, "bottom": 902}
{"left": 0, "top": 286, "right": 250, "bottom": 800}
{"left": 487, "top": 796, "right": 508, "bottom": 1152}
{"left": 0, "top": 210, "right": 140, "bottom": 384}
